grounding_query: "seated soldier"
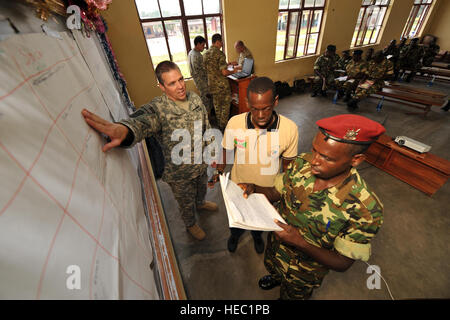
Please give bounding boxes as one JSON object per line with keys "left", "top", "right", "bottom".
{"left": 312, "top": 45, "right": 338, "bottom": 97}
{"left": 336, "top": 50, "right": 367, "bottom": 102}
{"left": 336, "top": 50, "right": 351, "bottom": 72}
{"left": 365, "top": 48, "right": 374, "bottom": 62}
{"left": 347, "top": 50, "right": 394, "bottom": 111}
{"left": 398, "top": 38, "right": 425, "bottom": 82}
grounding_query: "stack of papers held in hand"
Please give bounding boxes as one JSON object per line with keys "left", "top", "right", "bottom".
{"left": 219, "top": 173, "right": 286, "bottom": 231}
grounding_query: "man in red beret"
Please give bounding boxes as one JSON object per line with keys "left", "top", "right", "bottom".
{"left": 239, "top": 114, "right": 385, "bottom": 300}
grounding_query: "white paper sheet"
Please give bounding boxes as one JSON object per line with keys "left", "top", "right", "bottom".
{"left": 219, "top": 173, "right": 286, "bottom": 231}
{"left": 0, "top": 32, "right": 159, "bottom": 299}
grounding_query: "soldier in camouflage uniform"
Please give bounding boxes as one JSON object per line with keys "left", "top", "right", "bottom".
{"left": 81, "top": 61, "right": 218, "bottom": 241}
{"left": 422, "top": 40, "right": 440, "bottom": 67}
{"left": 239, "top": 114, "right": 385, "bottom": 300}
{"left": 337, "top": 49, "right": 367, "bottom": 102}
{"left": 312, "top": 45, "right": 338, "bottom": 97}
{"left": 188, "top": 36, "right": 212, "bottom": 116}
{"left": 365, "top": 48, "right": 374, "bottom": 62}
{"left": 383, "top": 39, "right": 401, "bottom": 80}
{"left": 347, "top": 50, "right": 394, "bottom": 111}
{"left": 398, "top": 38, "right": 425, "bottom": 82}
{"left": 204, "top": 33, "right": 240, "bottom": 131}
{"left": 336, "top": 50, "right": 351, "bottom": 71}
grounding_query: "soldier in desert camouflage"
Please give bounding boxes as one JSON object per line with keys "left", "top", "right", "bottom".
{"left": 238, "top": 115, "right": 385, "bottom": 300}
{"left": 81, "top": 61, "right": 217, "bottom": 241}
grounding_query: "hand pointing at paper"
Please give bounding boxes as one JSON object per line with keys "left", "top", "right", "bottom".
{"left": 81, "top": 108, "right": 129, "bottom": 152}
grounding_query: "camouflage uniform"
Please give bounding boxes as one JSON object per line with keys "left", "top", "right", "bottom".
{"left": 337, "top": 59, "right": 368, "bottom": 96}
{"left": 266, "top": 153, "right": 383, "bottom": 300}
{"left": 204, "top": 45, "right": 232, "bottom": 130}
{"left": 352, "top": 58, "right": 394, "bottom": 101}
{"left": 312, "top": 54, "right": 337, "bottom": 93}
{"left": 422, "top": 43, "right": 440, "bottom": 67}
{"left": 383, "top": 44, "right": 400, "bottom": 78}
{"left": 188, "top": 49, "right": 212, "bottom": 113}
{"left": 118, "top": 92, "right": 210, "bottom": 228}
{"left": 238, "top": 47, "right": 254, "bottom": 67}
{"left": 398, "top": 43, "right": 425, "bottom": 73}
{"left": 336, "top": 56, "right": 351, "bottom": 71}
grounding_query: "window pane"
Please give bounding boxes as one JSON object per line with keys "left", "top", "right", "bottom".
{"left": 288, "top": 12, "right": 299, "bottom": 36}
{"left": 363, "top": 0, "right": 372, "bottom": 5}
{"left": 414, "top": 0, "right": 421, "bottom": 3}
{"left": 142, "top": 21, "right": 170, "bottom": 68}
{"left": 206, "top": 16, "right": 221, "bottom": 43}
{"left": 279, "top": 0, "right": 289, "bottom": 10}
{"left": 286, "top": 35, "right": 296, "bottom": 58}
{"left": 164, "top": 20, "right": 190, "bottom": 77}
{"left": 381, "top": 0, "right": 389, "bottom": 4}
{"left": 135, "top": 0, "right": 160, "bottom": 19}
{"left": 289, "top": 0, "right": 301, "bottom": 9}
{"left": 159, "top": 0, "right": 181, "bottom": 17}
{"left": 307, "top": 33, "right": 318, "bottom": 54}
{"left": 296, "top": 10, "right": 310, "bottom": 57}
{"left": 304, "top": 0, "right": 315, "bottom": 7}
{"left": 183, "top": 0, "right": 203, "bottom": 16}
{"left": 371, "top": 25, "right": 381, "bottom": 43}
{"left": 187, "top": 19, "right": 205, "bottom": 48}
{"left": 276, "top": 12, "right": 288, "bottom": 61}
{"left": 315, "top": 0, "right": 325, "bottom": 6}
{"left": 203, "top": 0, "right": 220, "bottom": 14}
{"left": 376, "top": 6, "right": 387, "bottom": 26}
{"left": 310, "top": 10, "right": 322, "bottom": 33}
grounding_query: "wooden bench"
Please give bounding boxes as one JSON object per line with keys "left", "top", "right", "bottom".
{"left": 384, "top": 82, "right": 448, "bottom": 99}
{"left": 371, "top": 86, "right": 447, "bottom": 117}
{"left": 417, "top": 67, "right": 450, "bottom": 83}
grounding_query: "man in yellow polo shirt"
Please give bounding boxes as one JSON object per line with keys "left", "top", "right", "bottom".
{"left": 211, "top": 77, "right": 299, "bottom": 253}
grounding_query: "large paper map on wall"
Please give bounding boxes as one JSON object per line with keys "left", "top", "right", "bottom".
{"left": 0, "top": 31, "right": 159, "bottom": 299}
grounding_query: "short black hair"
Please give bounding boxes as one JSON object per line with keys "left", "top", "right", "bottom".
{"left": 348, "top": 143, "right": 371, "bottom": 156}
{"left": 194, "top": 36, "right": 206, "bottom": 46}
{"left": 326, "top": 44, "right": 336, "bottom": 52}
{"left": 155, "top": 60, "right": 180, "bottom": 85}
{"left": 212, "top": 33, "right": 222, "bottom": 44}
{"left": 247, "top": 77, "right": 277, "bottom": 103}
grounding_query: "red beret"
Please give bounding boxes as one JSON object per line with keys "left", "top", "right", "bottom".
{"left": 316, "top": 115, "right": 385, "bottom": 145}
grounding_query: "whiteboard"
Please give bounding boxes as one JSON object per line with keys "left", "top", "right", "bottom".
{"left": 0, "top": 31, "right": 159, "bottom": 299}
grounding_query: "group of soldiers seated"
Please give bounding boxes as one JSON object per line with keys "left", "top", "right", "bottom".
{"left": 311, "top": 37, "right": 441, "bottom": 111}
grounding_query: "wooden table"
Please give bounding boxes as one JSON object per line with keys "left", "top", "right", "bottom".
{"left": 228, "top": 75, "right": 257, "bottom": 114}
{"left": 365, "top": 134, "right": 450, "bottom": 196}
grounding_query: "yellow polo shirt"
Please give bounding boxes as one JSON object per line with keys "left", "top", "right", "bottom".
{"left": 222, "top": 112, "right": 299, "bottom": 187}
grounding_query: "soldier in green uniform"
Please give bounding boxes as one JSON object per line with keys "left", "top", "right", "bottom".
{"left": 336, "top": 50, "right": 351, "bottom": 71}
{"left": 204, "top": 33, "right": 240, "bottom": 131}
{"left": 312, "top": 45, "right": 338, "bottom": 97}
{"left": 365, "top": 48, "right": 374, "bottom": 62}
{"left": 347, "top": 50, "right": 394, "bottom": 111}
{"left": 238, "top": 114, "right": 385, "bottom": 300}
{"left": 383, "top": 39, "right": 401, "bottom": 80}
{"left": 337, "top": 49, "right": 367, "bottom": 102}
{"left": 81, "top": 61, "right": 218, "bottom": 241}
{"left": 188, "top": 36, "right": 212, "bottom": 117}
{"left": 422, "top": 40, "right": 440, "bottom": 67}
{"left": 398, "top": 38, "right": 425, "bottom": 82}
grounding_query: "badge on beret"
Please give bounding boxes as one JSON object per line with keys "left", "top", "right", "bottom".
{"left": 344, "top": 129, "right": 360, "bottom": 140}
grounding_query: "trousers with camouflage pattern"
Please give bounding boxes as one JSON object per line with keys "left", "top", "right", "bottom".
{"left": 166, "top": 169, "right": 208, "bottom": 228}
{"left": 212, "top": 92, "right": 232, "bottom": 131}
{"left": 264, "top": 232, "right": 329, "bottom": 300}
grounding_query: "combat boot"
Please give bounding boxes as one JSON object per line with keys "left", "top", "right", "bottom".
{"left": 187, "top": 224, "right": 206, "bottom": 240}
{"left": 343, "top": 92, "right": 351, "bottom": 102}
{"left": 311, "top": 90, "right": 319, "bottom": 97}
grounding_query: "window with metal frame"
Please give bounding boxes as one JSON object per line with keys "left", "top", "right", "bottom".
{"left": 351, "top": 0, "right": 390, "bottom": 48}
{"left": 402, "top": 0, "right": 433, "bottom": 39}
{"left": 135, "top": 0, "right": 223, "bottom": 78}
{"left": 275, "top": 0, "right": 326, "bottom": 62}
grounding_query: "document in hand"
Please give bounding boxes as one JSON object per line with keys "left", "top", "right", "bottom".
{"left": 219, "top": 173, "right": 286, "bottom": 231}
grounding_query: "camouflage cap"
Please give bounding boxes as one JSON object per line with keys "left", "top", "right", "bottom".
{"left": 316, "top": 115, "right": 386, "bottom": 145}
